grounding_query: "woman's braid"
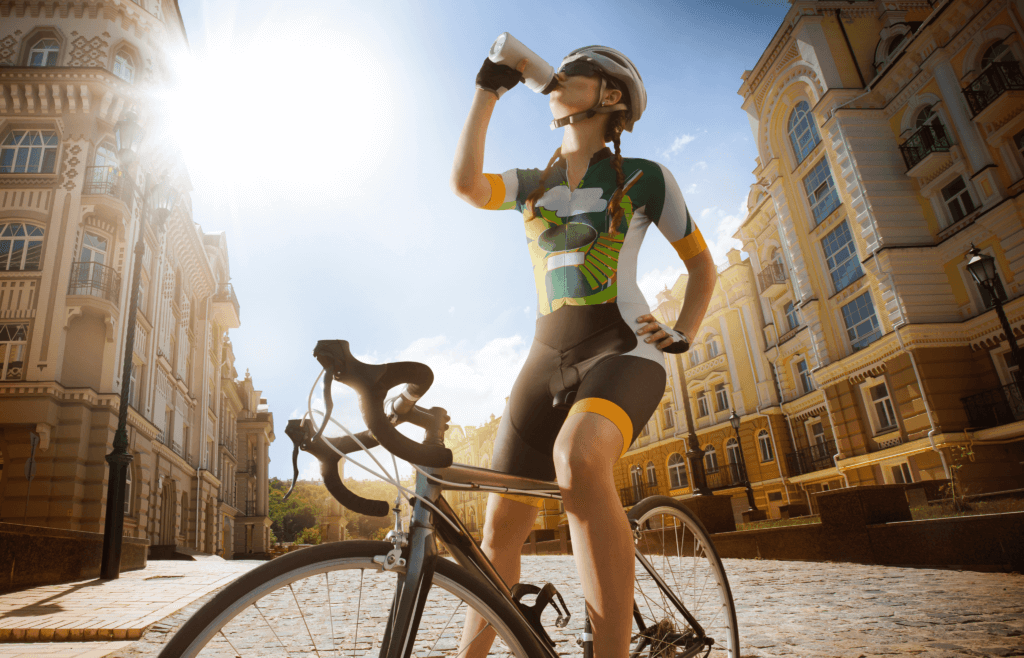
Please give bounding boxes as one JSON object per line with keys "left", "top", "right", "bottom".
{"left": 605, "top": 111, "right": 628, "bottom": 234}
{"left": 524, "top": 146, "right": 563, "bottom": 222}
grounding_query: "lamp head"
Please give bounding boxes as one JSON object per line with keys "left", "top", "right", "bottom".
{"left": 729, "top": 410, "right": 741, "bottom": 432}
{"left": 114, "top": 110, "right": 144, "bottom": 167}
{"left": 966, "top": 243, "right": 997, "bottom": 289}
{"left": 148, "top": 175, "right": 179, "bottom": 230}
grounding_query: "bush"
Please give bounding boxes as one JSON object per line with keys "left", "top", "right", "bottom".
{"left": 295, "top": 526, "right": 322, "bottom": 545}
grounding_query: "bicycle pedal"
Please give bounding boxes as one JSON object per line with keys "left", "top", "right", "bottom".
{"left": 510, "top": 582, "right": 572, "bottom": 647}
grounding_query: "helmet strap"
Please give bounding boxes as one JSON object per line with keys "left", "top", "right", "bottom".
{"left": 549, "top": 77, "right": 628, "bottom": 130}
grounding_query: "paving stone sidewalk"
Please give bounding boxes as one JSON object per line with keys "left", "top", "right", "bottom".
{"left": 3, "top": 556, "right": 1023, "bottom": 656}
{"left": 0, "top": 558, "right": 263, "bottom": 648}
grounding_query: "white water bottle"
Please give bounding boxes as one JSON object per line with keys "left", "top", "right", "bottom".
{"left": 488, "top": 32, "right": 557, "bottom": 95}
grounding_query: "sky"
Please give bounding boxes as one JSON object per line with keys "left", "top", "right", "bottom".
{"left": 167, "top": 0, "right": 793, "bottom": 485}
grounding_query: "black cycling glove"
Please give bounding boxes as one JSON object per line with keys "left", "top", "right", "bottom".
{"left": 656, "top": 322, "right": 691, "bottom": 354}
{"left": 476, "top": 57, "right": 523, "bottom": 99}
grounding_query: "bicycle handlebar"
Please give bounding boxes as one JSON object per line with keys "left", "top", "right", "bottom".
{"left": 282, "top": 339, "right": 454, "bottom": 517}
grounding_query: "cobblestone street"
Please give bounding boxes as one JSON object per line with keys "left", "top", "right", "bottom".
{"left": 98, "top": 555, "right": 1024, "bottom": 658}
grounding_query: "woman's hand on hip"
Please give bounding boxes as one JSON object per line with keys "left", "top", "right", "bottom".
{"left": 635, "top": 314, "right": 690, "bottom": 354}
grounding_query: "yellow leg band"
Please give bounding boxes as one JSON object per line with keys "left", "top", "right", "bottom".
{"left": 567, "top": 397, "right": 634, "bottom": 459}
{"left": 497, "top": 492, "right": 546, "bottom": 508}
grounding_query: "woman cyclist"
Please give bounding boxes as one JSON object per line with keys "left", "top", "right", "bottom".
{"left": 450, "top": 44, "right": 717, "bottom": 658}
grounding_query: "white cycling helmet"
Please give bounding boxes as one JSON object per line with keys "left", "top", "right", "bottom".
{"left": 550, "top": 45, "right": 647, "bottom": 133}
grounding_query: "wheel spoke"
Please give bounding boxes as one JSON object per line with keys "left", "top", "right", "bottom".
{"left": 253, "top": 600, "right": 292, "bottom": 656}
{"left": 325, "top": 572, "right": 336, "bottom": 656}
{"left": 289, "top": 582, "right": 323, "bottom": 657}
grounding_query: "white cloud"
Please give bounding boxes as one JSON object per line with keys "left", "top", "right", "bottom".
{"left": 685, "top": 183, "right": 698, "bottom": 195}
{"left": 638, "top": 265, "right": 687, "bottom": 309}
{"left": 661, "top": 134, "right": 696, "bottom": 160}
{"left": 523, "top": 306, "right": 531, "bottom": 314}
{"left": 691, "top": 161, "right": 708, "bottom": 171}
{"left": 696, "top": 197, "right": 748, "bottom": 266}
{"left": 448, "top": 306, "right": 455, "bottom": 314}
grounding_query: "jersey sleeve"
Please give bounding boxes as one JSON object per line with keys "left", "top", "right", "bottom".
{"left": 649, "top": 162, "right": 707, "bottom": 261}
{"left": 482, "top": 168, "right": 544, "bottom": 211}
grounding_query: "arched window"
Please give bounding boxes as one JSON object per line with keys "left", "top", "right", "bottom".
{"left": 770, "top": 247, "right": 784, "bottom": 269}
{"left": 688, "top": 348, "right": 701, "bottom": 368}
{"left": 1, "top": 130, "right": 59, "bottom": 174}
{"left": 757, "top": 430, "right": 774, "bottom": 462}
{"left": 630, "top": 465, "right": 642, "bottom": 491}
{"left": 89, "top": 143, "right": 119, "bottom": 190}
{"left": 125, "top": 460, "right": 134, "bottom": 514}
{"left": 726, "top": 438, "right": 742, "bottom": 465}
{"left": 0, "top": 222, "right": 45, "bottom": 271}
{"left": 886, "top": 33, "right": 906, "bottom": 57}
{"left": 982, "top": 41, "right": 1015, "bottom": 69}
{"left": 28, "top": 38, "right": 59, "bottom": 67}
{"left": 668, "top": 453, "right": 688, "bottom": 489}
{"left": 703, "top": 445, "right": 718, "bottom": 473}
{"left": 706, "top": 336, "right": 719, "bottom": 359}
{"left": 788, "top": 101, "right": 821, "bottom": 164}
{"left": 663, "top": 405, "right": 674, "bottom": 429}
{"left": 646, "top": 461, "right": 657, "bottom": 486}
{"left": 113, "top": 51, "right": 135, "bottom": 83}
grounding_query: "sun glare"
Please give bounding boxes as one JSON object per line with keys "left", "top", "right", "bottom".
{"left": 156, "top": 18, "right": 396, "bottom": 208}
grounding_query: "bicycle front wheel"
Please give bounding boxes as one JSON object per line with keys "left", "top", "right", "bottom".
{"left": 158, "top": 540, "right": 544, "bottom": 658}
{"left": 627, "top": 496, "right": 740, "bottom": 658}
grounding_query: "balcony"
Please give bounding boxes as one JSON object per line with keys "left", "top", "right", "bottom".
{"left": 82, "top": 166, "right": 134, "bottom": 215}
{"left": 963, "top": 61, "right": 1024, "bottom": 125}
{"left": 785, "top": 442, "right": 838, "bottom": 477}
{"left": 704, "top": 462, "right": 748, "bottom": 491}
{"left": 67, "top": 262, "right": 122, "bottom": 307}
{"left": 900, "top": 123, "right": 952, "bottom": 176}
{"left": 962, "top": 381, "right": 1024, "bottom": 429}
{"left": 212, "top": 283, "right": 240, "bottom": 329}
{"left": 757, "top": 261, "right": 788, "bottom": 297}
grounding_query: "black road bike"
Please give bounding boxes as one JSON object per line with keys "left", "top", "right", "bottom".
{"left": 158, "top": 340, "right": 739, "bottom": 658}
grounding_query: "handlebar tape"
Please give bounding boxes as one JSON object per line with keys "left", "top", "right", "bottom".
{"left": 313, "top": 340, "right": 453, "bottom": 469}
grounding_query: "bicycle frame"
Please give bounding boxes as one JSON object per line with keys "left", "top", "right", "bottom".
{"left": 375, "top": 460, "right": 705, "bottom": 658}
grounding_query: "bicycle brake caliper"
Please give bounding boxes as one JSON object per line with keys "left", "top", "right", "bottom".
{"left": 373, "top": 547, "right": 406, "bottom": 571}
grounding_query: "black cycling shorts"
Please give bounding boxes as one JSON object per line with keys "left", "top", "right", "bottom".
{"left": 491, "top": 304, "right": 666, "bottom": 507}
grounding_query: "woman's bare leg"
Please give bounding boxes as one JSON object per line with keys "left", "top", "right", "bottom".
{"left": 553, "top": 411, "right": 634, "bottom": 658}
{"left": 457, "top": 492, "right": 539, "bottom": 658}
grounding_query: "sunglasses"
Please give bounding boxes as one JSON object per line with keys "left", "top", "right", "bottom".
{"left": 558, "top": 59, "right": 603, "bottom": 78}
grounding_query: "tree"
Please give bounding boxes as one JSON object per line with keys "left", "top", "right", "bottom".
{"left": 269, "top": 477, "right": 330, "bottom": 542}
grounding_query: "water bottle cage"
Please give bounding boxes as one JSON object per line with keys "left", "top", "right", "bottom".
{"left": 510, "top": 582, "right": 571, "bottom": 648}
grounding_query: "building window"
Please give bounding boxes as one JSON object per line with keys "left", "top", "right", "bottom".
{"left": 886, "top": 33, "right": 906, "bottom": 57}
{"left": 982, "top": 41, "right": 1015, "bottom": 69}
{"left": 706, "top": 337, "right": 719, "bottom": 358}
{"left": 891, "top": 462, "right": 913, "bottom": 484}
{"left": 113, "top": 52, "right": 135, "bottom": 83}
{"left": 124, "top": 461, "right": 133, "bottom": 515}
{"left": 129, "top": 362, "right": 142, "bottom": 408}
{"left": 841, "top": 292, "right": 882, "bottom": 351}
{"left": 804, "top": 158, "right": 841, "bottom": 225}
{"left": 646, "top": 461, "right": 657, "bottom": 487}
{"left": 1, "top": 130, "right": 59, "bottom": 174}
{"left": 639, "top": 423, "right": 649, "bottom": 438}
{"left": 696, "top": 391, "right": 709, "bottom": 418}
{"left": 688, "top": 350, "right": 700, "bottom": 368}
{"left": 726, "top": 438, "right": 742, "bottom": 466}
{"left": 941, "top": 176, "right": 977, "bottom": 224}
{"left": 797, "top": 359, "right": 814, "bottom": 395}
{"left": 668, "top": 453, "right": 688, "bottom": 489}
{"left": 0, "top": 222, "right": 45, "bottom": 271}
{"left": 28, "top": 38, "right": 60, "bottom": 66}
{"left": 788, "top": 101, "right": 821, "bottom": 164}
{"left": 663, "top": 405, "right": 674, "bottom": 429}
{"left": 704, "top": 445, "right": 719, "bottom": 473}
{"left": 757, "top": 430, "right": 774, "bottom": 462}
{"left": 784, "top": 301, "right": 799, "bottom": 332}
{"left": 869, "top": 382, "right": 898, "bottom": 431}
{"left": 715, "top": 383, "right": 729, "bottom": 412}
{"left": 822, "top": 220, "right": 863, "bottom": 293}
{"left": 810, "top": 421, "right": 825, "bottom": 446}
{"left": 0, "top": 323, "right": 28, "bottom": 381}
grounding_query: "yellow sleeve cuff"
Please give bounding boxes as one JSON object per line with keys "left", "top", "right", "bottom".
{"left": 483, "top": 173, "right": 507, "bottom": 210}
{"left": 671, "top": 228, "right": 707, "bottom": 261}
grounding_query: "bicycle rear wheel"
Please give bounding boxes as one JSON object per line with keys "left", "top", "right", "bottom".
{"left": 158, "top": 540, "right": 545, "bottom": 658}
{"left": 626, "top": 497, "right": 740, "bottom": 658}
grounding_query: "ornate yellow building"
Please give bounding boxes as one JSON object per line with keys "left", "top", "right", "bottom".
{"left": 734, "top": 0, "right": 1024, "bottom": 503}
{"left": 0, "top": 0, "right": 274, "bottom": 558}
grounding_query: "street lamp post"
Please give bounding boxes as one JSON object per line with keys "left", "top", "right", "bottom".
{"left": 679, "top": 366, "right": 712, "bottom": 496}
{"left": 729, "top": 410, "right": 758, "bottom": 512}
{"left": 100, "top": 111, "right": 178, "bottom": 580}
{"left": 966, "top": 243, "right": 1024, "bottom": 389}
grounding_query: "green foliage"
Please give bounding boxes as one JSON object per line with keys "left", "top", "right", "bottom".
{"left": 938, "top": 444, "right": 976, "bottom": 513}
{"left": 269, "top": 477, "right": 331, "bottom": 542}
{"left": 339, "top": 475, "right": 416, "bottom": 541}
{"left": 295, "top": 526, "right": 322, "bottom": 545}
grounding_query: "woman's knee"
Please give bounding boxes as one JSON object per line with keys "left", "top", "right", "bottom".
{"left": 552, "top": 411, "right": 624, "bottom": 485}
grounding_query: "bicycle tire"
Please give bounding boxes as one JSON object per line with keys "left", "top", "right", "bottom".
{"left": 626, "top": 496, "right": 740, "bottom": 658}
{"left": 158, "top": 539, "right": 550, "bottom": 658}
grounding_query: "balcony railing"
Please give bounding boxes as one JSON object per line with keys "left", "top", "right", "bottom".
{"left": 82, "top": 165, "right": 134, "bottom": 211}
{"left": 757, "top": 262, "right": 788, "bottom": 294}
{"left": 68, "top": 261, "right": 122, "bottom": 307}
{"left": 785, "top": 441, "right": 838, "bottom": 477}
{"left": 899, "top": 122, "right": 952, "bottom": 170}
{"left": 962, "top": 381, "right": 1024, "bottom": 429}
{"left": 619, "top": 480, "right": 660, "bottom": 507}
{"left": 963, "top": 61, "right": 1024, "bottom": 117}
{"left": 214, "top": 283, "right": 240, "bottom": 319}
{"left": 704, "top": 462, "right": 748, "bottom": 491}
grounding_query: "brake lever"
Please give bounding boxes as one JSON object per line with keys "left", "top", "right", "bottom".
{"left": 282, "top": 443, "right": 300, "bottom": 501}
